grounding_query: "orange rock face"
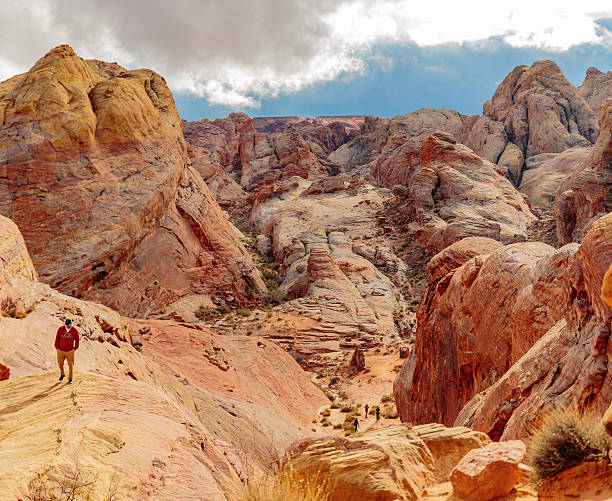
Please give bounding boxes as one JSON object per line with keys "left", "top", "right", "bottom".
{"left": 483, "top": 60, "right": 598, "bottom": 158}
{"left": 450, "top": 440, "right": 526, "bottom": 501}
{"left": 455, "top": 213, "right": 612, "bottom": 440}
{"left": 0, "top": 45, "right": 264, "bottom": 317}
{"left": 555, "top": 98, "right": 612, "bottom": 245}
{"left": 394, "top": 237, "right": 576, "bottom": 428}
{"left": 577, "top": 67, "right": 612, "bottom": 121}
{"left": 412, "top": 132, "right": 535, "bottom": 253}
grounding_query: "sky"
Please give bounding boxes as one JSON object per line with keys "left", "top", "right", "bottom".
{"left": 1, "top": 1, "right": 611, "bottom": 121}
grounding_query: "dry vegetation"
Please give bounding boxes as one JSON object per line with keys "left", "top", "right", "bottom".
{"left": 24, "top": 456, "right": 119, "bottom": 501}
{"left": 235, "top": 468, "right": 332, "bottom": 501}
{"left": 527, "top": 407, "right": 610, "bottom": 484}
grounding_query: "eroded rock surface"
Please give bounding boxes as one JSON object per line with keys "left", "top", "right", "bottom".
{"left": 0, "top": 214, "right": 325, "bottom": 499}
{"left": 555, "top": 98, "right": 612, "bottom": 245}
{"left": 394, "top": 237, "right": 575, "bottom": 428}
{"left": 0, "top": 45, "right": 264, "bottom": 317}
{"left": 283, "top": 423, "right": 489, "bottom": 501}
{"left": 455, "top": 213, "right": 612, "bottom": 440}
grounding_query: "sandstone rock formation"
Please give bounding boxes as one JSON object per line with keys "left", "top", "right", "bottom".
{"left": 455, "top": 212, "right": 612, "bottom": 440}
{"left": 249, "top": 177, "right": 406, "bottom": 351}
{"left": 394, "top": 236, "right": 576, "bottom": 428}
{"left": 578, "top": 67, "right": 612, "bottom": 120}
{"left": 449, "top": 440, "right": 526, "bottom": 501}
{"left": 0, "top": 213, "right": 326, "bottom": 499}
{"left": 368, "top": 109, "right": 466, "bottom": 186}
{"left": 0, "top": 45, "right": 264, "bottom": 317}
{"left": 555, "top": 98, "right": 612, "bottom": 245}
{"left": 518, "top": 147, "right": 590, "bottom": 208}
{"left": 537, "top": 461, "right": 612, "bottom": 501}
{"left": 183, "top": 113, "right": 251, "bottom": 204}
{"left": 412, "top": 132, "right": 535, "bottom": 253}
{"left": 283, "top": 423, "right": 490, "bottom": 501}
{"left": 483, "top": 60, "right": 598, "bottom": 158}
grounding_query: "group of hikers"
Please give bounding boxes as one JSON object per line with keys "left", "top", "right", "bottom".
{"left": 353, "top": 403, "right": 381, "bottom": 432}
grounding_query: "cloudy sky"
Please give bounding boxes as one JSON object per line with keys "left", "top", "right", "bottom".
{"left": 1, "top": 1, "right": 611, "bottom": 120}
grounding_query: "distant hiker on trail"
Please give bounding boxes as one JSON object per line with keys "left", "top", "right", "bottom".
{"left": 376, "top": 406, "right": 380, "bottom": 421}
{"left": 364, "top": 404, "right": 369, "bottom": 418}
{"left": 353, "top": 417, "right": 359, "bottom": 432}
{"left": 55, "top": 318, "right": 79, "bottom": 383}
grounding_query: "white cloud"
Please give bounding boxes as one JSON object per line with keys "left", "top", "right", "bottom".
{"left": 0, "top": 0, "right": 610, "bottom": 109}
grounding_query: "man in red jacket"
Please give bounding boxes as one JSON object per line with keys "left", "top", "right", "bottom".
{"left": 54, "top": 318, "right": 79, "bottom": 383}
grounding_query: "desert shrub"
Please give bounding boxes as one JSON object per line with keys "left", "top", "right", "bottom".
{"left": 1, "top": 296, "right": 33, "bottom": 319}
{"left": 236, "top": 468, "right": 332, "bottom": 501}
{"left": 25, "top": 457, "right": 119, "bottom": 501}
{"left": 329, "top": 377, "right": 339, "bottom": 385}
{"left": 237, "top": 308, "right": 252, "bottom": 317}
{"left": 320, "top": 408, "right": 331, "bottom": 417}
{"left": 381, "top": 394, "right": 394, "bottom": 403}
{"left": 330, "top": 402, "right": 340, "bottom": 409}
{"left": 340, "top": 405, "right": 355, "bottom": 413}
{"left": 527, "top": 407, "right": 610, "bottom": 484}
{"left": 333, "top": 423, "right": 342, "bottom": 429}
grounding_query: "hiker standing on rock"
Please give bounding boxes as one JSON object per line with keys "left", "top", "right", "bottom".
{"left": 353, "top": 417, "right": 359, "bottom": 432}
{"left": 55, "top": 318, "right": 79, "bottom": 383}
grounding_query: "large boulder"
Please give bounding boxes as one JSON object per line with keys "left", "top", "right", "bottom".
{"left": 394, "top": 237, "right": 576, "bottom": 429}
{"left": 0, "top": 45, "right": 264, "bottom": 316}
{"left": 282, "top": 423, "right": 490, "bottom": 501}
{"left": 554, "top": 98, "right": 612, "bottom": 245}
{"left": 456, "top": 212, "right": 612, "bottom": 440}
{"left": 450, "top": 441, "right": 526, "bottom": 501}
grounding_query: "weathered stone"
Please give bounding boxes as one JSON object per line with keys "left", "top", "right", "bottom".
{"left": 450, "top": 441, "right": 526, "bottom": 501}
{"left": 554, "top": 98, "right": 612, "bottom": 244}
{"left": 283, "top": 424, "right": 489, "bottom": 501}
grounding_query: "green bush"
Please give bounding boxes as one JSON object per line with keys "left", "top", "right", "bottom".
{"left": 527, "top": 407, "right": 610, "bottom": 484}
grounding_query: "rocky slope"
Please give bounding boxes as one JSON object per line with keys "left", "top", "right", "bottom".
{"left": 578, "top": 67, "right": 612, "bottom": 120}
{"left": 0, "top": 214, "right": 326, "bottom": 499}
{"left": 555, "top": 98, "right": 612, "bottom": 245}
{"left": 455, "top": 212, "right": 612, "bottom": 440}
{"left": 0, "top": 45, "right": 264, "bottom": 318}
{"left": 393, "top": 237, "right": 574, "bottom": 427}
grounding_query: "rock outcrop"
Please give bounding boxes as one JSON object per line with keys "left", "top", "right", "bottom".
{"left": 0, "top": 213, "right": 326, "bottom": 499}
{"left": 577, "top": 67, "right": 612, "bottom": 120}
{"left": 449, "top": 441, "right": 526, "bottom": 501}
{"left": 519, "top": 147, "right": 590, "bottom": 208}
{"left": 554, "top": 98, "right": 612, "bottom": 245}
{"left": 283, "top": 423, "right": 490, "bottom": 501}
{"left": 183, "top": 113, "right": 251, "bottom": 204}
{"left": 455, "top": 212, "right": 612, "bottom": 440}
{"left": 411, "top": 132, "right": 535, "bottom": 253}
{"left": 394, "top": 236, "right": 576, "bottom": 428}
{"left": 0, "top": 45, "right": 264, "bottom": 317}
{"left": 483, "top": 60, "right": 598, "bottom": 158}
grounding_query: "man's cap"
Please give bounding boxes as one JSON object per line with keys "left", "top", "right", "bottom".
{"left": 65, "top": 318, "right": 72, "bottom": 325}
